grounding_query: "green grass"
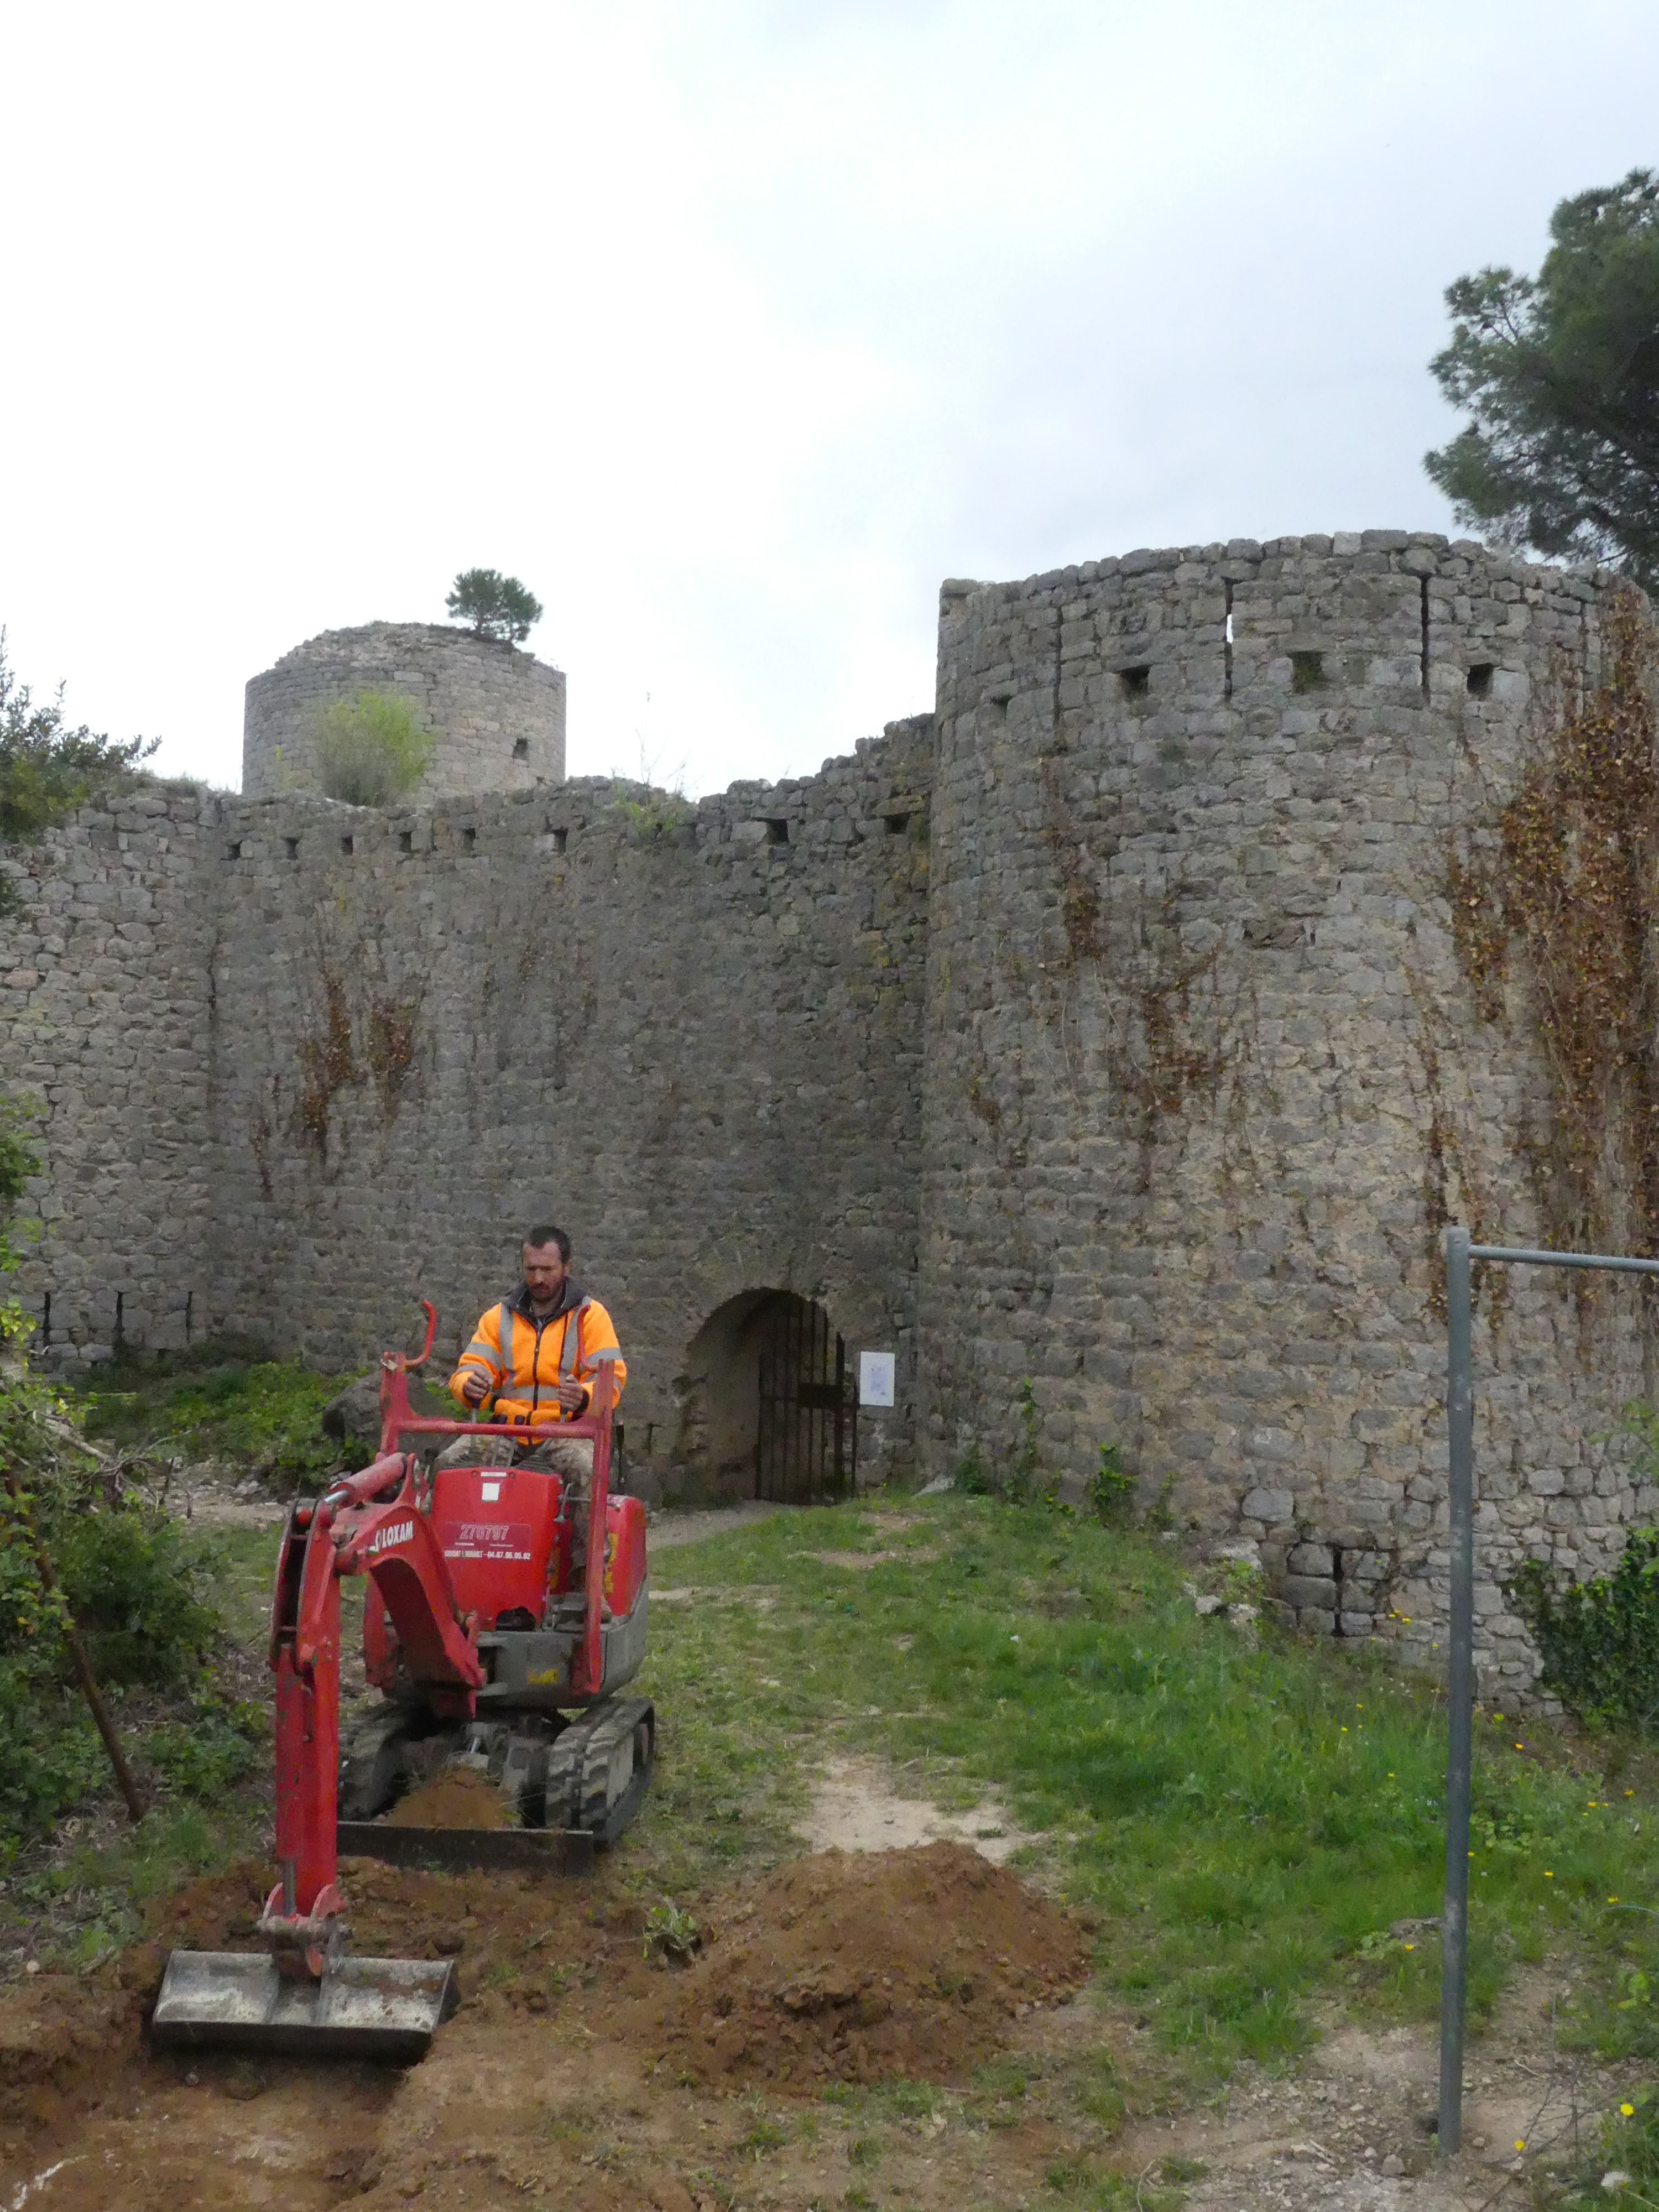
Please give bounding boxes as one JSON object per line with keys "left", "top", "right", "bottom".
{"left": 626, "top": 1494, "right": 1659, "bottom": 2076}
{"left": 67, "top": 1337, "right": 356, "bottom": 1487}
{"left": 6, "top": 1799, "right": 267, "bottom": 1958}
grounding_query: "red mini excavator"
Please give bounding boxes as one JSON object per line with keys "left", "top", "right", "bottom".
{"left": 152, "top": 1302, "right": 653, "bottom": 2059}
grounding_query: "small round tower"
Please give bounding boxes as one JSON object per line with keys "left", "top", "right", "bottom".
{"left": 243, "top": 622, "right": 566, "bottom": 800}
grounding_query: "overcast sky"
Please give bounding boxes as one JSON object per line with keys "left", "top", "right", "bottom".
{"left": 3, "top": 3, "right": 1656, "bottom": 797}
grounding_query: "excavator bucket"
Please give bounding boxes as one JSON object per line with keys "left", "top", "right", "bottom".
{"left": 150, "top": 1950, "right": 458, "bottom": 2063}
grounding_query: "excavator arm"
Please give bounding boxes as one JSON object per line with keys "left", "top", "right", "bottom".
{"left": 265, "top": 1453, "right": 489, "bottom": 1948}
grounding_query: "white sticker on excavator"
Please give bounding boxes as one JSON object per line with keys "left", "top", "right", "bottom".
{"left": 440, "top": 1520, "right": 533, "bottom": 1563}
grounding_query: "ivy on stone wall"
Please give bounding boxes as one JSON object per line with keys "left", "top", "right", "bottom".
{"left": 1039, "top": 756, "right": 1246, "bottom": 1174}
{"left": 1506, "top": 1510, "right": 1659, "bottom": 1734}
{"left": 1447, "top": 588, "right": 1659, "bottom": 1268}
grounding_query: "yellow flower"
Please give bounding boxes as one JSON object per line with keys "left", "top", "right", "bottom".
{"left": 1544, "top": 1870, "right": 1554, "bottom": 1879}
{"left": 1516, "top": 2139, "right": 1526, "bottom": 2151}
{"left": 1623, "top": 2104, "right": 1636, "bottom": 2118}
{"left": 1611, "top": 1897, "right": 1621, "bottom": 1904}
{"left": 1404, "top": 1943, "right": 1416, "bottom": 1952}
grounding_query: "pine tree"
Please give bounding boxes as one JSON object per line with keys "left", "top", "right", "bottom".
{"left": 1425, "top": 170, "right": 1659, "bottom": 589}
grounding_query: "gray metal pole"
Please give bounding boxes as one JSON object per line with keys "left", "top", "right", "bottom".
{"left": 1439, "top": 1225, "right": 1475, "bottom": 2153}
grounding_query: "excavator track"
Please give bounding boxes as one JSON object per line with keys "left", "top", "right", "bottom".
{"left": 547, "top": 1696, "right": 655, "bottom": 1843}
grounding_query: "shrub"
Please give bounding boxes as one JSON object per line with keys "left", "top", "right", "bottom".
{"left": 1091, "top": 1442, "right": 1136, "bottom": 1524}
{"left": 1506, "top": 1526, "right": 1659, "bottom": 1731}
{"left": 0, "top": 1662, "right": 105, "bottom": 1846}
{"left": 0, "top": 1095, "right": 36, "bottom": 1218}
{"left": 0, "top": 637, "right": 156, "bottom": 920}
{"left": 53, "top": 1504, "right": 220, "bottom": 1687}
{"left": 312, "top": 690, "right": 432, "bottom": 806}
{"left": 76, "top": 1342, "right": 355, "bottom": 1488}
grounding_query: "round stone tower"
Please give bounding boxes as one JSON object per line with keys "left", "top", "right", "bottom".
{"left": 919, "top": 530, "right": 1639, "bottom": 1693}
{"left": 242, "top": 623, "right": 566, "bottom": 801}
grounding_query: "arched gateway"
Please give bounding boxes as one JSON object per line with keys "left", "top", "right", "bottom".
{"left": 675, "top": 1290, "right": 858, "bottom": 1504}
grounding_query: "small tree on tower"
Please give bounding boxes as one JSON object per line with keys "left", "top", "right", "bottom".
{"left": 444, "top": 570, "right": 544, "bottom": 645}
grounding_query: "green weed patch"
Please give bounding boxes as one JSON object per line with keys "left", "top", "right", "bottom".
{"left": 70, "top": 1339, "right": 356, "bottom": 1488}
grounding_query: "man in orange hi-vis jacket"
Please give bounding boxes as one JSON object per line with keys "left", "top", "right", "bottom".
{"left": 442, "top": 1224, "right": 627, "bottom": 1573}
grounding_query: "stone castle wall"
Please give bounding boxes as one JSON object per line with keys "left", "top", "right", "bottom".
{"left": 1, "top": 725, "right": 933, "bottom": 1495}
{"left": 243, "top": 624, "right": 566, "bottom": 801}
{"left": 3, "top": 535, "right": 1654, "bottom": 1688}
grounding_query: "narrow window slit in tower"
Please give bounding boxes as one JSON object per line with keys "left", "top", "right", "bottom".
{"left": 551, "top": 826, "right": 568, "bottom": 853}
{"left": 1119, "top": 666, "right": 1151, "bottom": 698}
{"left": 884, "top": 813, "right": 910, "bottom": 836}
{"left": 463, "top": 827, "right": 477, "bottom": 851}
{"left": 1420, "top": 575, "right": 1431, "bottom": 698}
{"left": 765, "top": 818, "right": 790, "bottom": 845}
{"left": 340, "top": 835, "right": 353, "bottom": 856}
{"left": 41, "top": 1292, "right": 50, "bottom": 1347}
{"left": 398, "top": 830, "right": 413, "bottom": 853}
{"left": 512, "top": 737, "right": 529, "bottom": 760}
{"left": 1224, "top": 583, "right": 1235, "bottom": 699}
{"left": 185, "top": 1290, "right": 193, "bottom": 1343}
{"left": 285, "top": 837, "right": 300, "bottom": 860}
{"left": 227, "top": 841, "right": 242, "bottom": 860}
{"left": 1467, "top": 662, "right": 1495, "bottom": 698}
{"left": 1290, "top": 651, "right": 1324, "bottom": 694}
{"left": 114, "top": 1292, "right": 124, "bottom": 1345}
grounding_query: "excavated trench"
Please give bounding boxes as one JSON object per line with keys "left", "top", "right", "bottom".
{"left": 0, "top": 1841, "right": 1093, "bottom": 2211}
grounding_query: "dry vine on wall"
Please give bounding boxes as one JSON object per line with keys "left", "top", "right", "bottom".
{"left": 1449, "top": 588, "right": 1659, "bottom": 1267}
{"left": 1039, "top": 759, "right": 1244, "bottom": 1173}
{"left": 288, "top": 920, "right": 426, "bottom": 1170}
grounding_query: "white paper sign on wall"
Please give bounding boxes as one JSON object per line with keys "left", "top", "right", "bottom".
{"left": 858, "top": 1352, "right": 896, "bottom": 1408}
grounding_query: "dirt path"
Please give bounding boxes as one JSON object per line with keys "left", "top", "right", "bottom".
{"left": 1111, "top": 1967, "right": 1620, "bottom": 2210}
{"left": 795, "top": 1754, "right": 1046, "bottom": 1865}
{"left": 645, "top": 1501, "right": 796, "bottom": 1552}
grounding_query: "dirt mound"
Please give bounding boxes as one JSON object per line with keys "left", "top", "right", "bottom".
{"left": 605, "top": 1839, "right": 1090, "bottom": 2088}
{"left": 0, "top": 1976, "right": 138, "bottom": 2131}
{"left": 125, "top": 1843, "right": 1088, "bottom": 2092}
{"left": 385, "top": 1766, "right": 513, "bottom": 1829}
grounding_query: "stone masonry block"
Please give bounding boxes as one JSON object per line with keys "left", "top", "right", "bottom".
{"left": 1280, "top": 1574, "right": 1339, "bottom": 1610}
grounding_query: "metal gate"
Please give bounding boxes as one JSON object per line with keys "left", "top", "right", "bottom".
{"left": 754, "top": 1295, "right": 857, "bottom": 1503}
